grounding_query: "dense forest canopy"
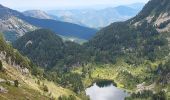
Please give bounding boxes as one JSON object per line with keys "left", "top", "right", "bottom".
{"left": 13, "top": 29, "right": 88, "bottom": 69}
{"left": 86, "top": 21, "right": 169, "bottom": 64}
{"left": 13, "top": 19, "right": 170, "bottom": 68}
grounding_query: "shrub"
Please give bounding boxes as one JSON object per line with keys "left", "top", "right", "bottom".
{"left": 6, "top": 81, "right": 11, "bottom": 86}
{"left": 0, "top": 60, "right": 3, "bottom": 71}
{"left": 37, "top": 80, "right": 40, "bottom": 85}
{"left": 14, "top": 80, "right": 19, "bottom": 87}
{"left": 43, "top": 85, "right": 48, "bottom": 92}
{"left": 58, "top": 95, "right": 76, "bottom": 100}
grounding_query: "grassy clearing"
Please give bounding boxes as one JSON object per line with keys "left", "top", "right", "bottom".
{"left": 72, "top": 59, "right": 164, "bottom": 92}
{"left": 0, "top": 82, "right": 49, "bottom": 100}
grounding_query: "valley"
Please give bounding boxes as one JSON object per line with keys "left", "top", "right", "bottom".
{"left": 0, "top": 0, "right": 170, "bottom": 100}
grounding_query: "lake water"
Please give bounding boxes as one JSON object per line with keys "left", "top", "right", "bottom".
{"left": 85, "top": 83, "right": 127, "bottom": 100}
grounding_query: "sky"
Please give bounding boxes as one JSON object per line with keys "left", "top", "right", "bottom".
{"left": 0, "top": 0, "right": 149, "bottom": 11}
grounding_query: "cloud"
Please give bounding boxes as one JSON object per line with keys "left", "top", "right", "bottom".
{"left": 0, "top": 0, "right": 149, "bottom": 11}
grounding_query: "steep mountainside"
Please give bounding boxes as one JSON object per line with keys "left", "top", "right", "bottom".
{"left": 12, "top": 30, "right": 90, "bottom": 97}
{"left": 86, "top": 0, "right": 170, "bottom": 63}
{"left": 82, "top": 0, "right": 170, "bottom": 99}
{"left": 23, "top": 10, "right": 52, "bottom": 19}
{"left": 0, "top": 17, "right": 37, "bottom": 41}
{"left": 0, "top": 5, "right": 37, "bottom": 41}
{"left": 131, "top": 0, "right": 170, "bottom": 33}
{"left": 0, "top": 4, "right": 97, "bottom": 40}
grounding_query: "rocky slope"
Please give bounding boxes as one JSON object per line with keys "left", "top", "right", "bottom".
{"left": 0, "top": 16, "right": 36, "bottom": 41}
{"left": 0, "top": 4, "right": 37, "bottom": 41}
{"left": 131, "top": 0, "right": 170, "bottom": 33}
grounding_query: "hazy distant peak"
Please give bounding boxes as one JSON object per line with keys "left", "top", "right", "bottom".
{"left": 23, "top": 10, "right": 52, "bottom": 19}
{"left": 127, "top": 2, "right": 145, "bottom": 9}
{"left": 47, "top": 3, "right": 145, "bottom": 28}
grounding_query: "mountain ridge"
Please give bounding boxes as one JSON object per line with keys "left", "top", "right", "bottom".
{"left": 0, "top": 4, "right": 97, "bottom": 40}
{"left": 130, "top": 0, "right": 170, "bottom": 33}
{"left": 47, "top": 3, "right": 144, "bottom": 28}
{"left": 23, "top": 10, "right": 52, "bottom": 19}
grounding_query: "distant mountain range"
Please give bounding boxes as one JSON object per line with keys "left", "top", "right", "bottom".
{"left": 0, "top": 4, "right": 97, "bottom": 41}
{"left": 45, "top": 3, "right": 145, "bottom": 28}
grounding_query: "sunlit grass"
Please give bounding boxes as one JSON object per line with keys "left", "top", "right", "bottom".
{"left": 0, "top": 61, "right": 81, "bottom": 100}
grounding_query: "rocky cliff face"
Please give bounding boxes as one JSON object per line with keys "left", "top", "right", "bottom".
{"left": 0, "top": 4, "right": 37, "bottom": 41}
{"left": 0, "top": 16, "right": 36, "bottom": 37}
{"left": 131, "top": 0, "right": 170, "bottom": 33}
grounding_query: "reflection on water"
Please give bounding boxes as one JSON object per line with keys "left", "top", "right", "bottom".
{"left": 86, "top": 83, "right": 127, "bottom": 100}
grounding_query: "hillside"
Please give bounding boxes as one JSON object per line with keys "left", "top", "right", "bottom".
{"left": 0, "top": 4, "right": 37, "bottom": 41}
{"left": 0, "top": 60, "right": 81, "bottom": 100}
{"left": 0, "top": 16, "right": 37, "bottom": 42}
{"left": 0, "top": 4, "right": 97, "bottom": 41}
{"left": 0, "top": 33, "right": 84, "bottom": 100}
{"left": 13, "top": 29, "right": 87, "bottom": 68}
{"left": 86, "top": 0, "right": 170, "bottom": 63}
{"left": 131, "top": 0, "right": 170, "bottom": 33}
{"left": 83, "top": 0, "right": 170, "bottom": 99}
{"left": 12, "top": 29, "right": 93, "bottom": 99}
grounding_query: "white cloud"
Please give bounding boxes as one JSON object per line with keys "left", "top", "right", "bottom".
{"left": 0, "top": 0, "right": 149, "bottom": 11}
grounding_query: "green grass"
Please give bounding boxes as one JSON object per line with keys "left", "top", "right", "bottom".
{"left": 0, "top": 83, "right": 50, "bottom": 100}
{"left": 72, "top": 59, "right": 167, "bottom": 92}
{"left": 0, "top": 61, "right": 82, "bottom": 100}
